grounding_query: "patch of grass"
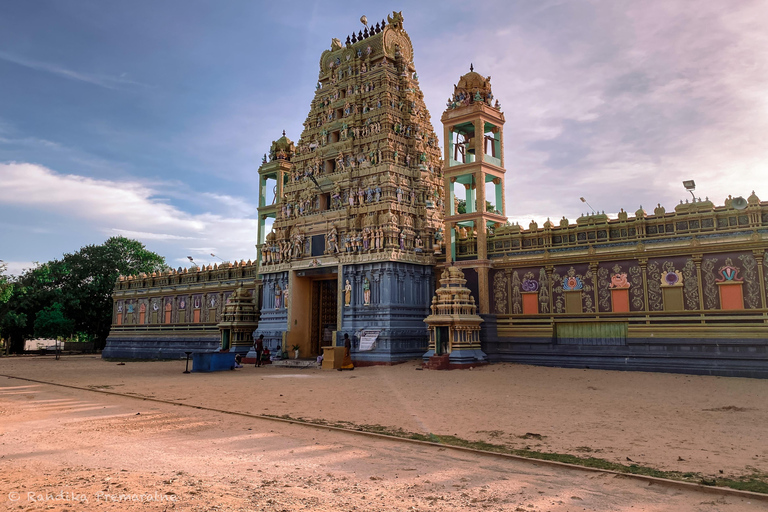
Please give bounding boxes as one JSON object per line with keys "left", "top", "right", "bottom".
{"left": 259, "top": 413, "right": 768, "bottom": 495}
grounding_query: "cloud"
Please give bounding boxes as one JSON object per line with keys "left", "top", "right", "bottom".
{"left": 418, "top": 1, "right": 768, "bottom": 225}
{"left": 0, "top": 50, "right": 152, "bottom": 90}
{"left": 108, "top": 229, "right": 199, "bottom": 241}
{"left": 0, "top": 162, "right": 259, "bottom": 265}
{"left": 0, "top": 261, "right": 36, "bottom": 277}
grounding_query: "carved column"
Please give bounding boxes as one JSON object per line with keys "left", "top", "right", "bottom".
{"left": 546, "top": 265, "right": 554, "bottom": 316}
{"left": 474, "top": 118, "right": 485, "bottom": 163}
{"left": 754, "top": 249, "right": 767, "bottom": 309}
{"left": 693, "top": 254, "right": 704, "bottom": 311}
{"left": 589, "top": 262, "right": 599, "bottom": 314}
{"left": 638, "top": 258, "right": 649, "bottom": 314}
{"left": 477, "top": 265, "right": 490, "bottom": 315}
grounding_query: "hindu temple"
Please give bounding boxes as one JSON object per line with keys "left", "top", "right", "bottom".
{"left": 104, "top": 11, "right": 768, "bottom": 378}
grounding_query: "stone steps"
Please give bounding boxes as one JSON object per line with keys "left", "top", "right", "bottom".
{"left": 270, "top": 359, "right": 320, "bottom": 369}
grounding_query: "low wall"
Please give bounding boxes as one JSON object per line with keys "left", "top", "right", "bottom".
{"left": 484, "top": 312, "right": 768, "bottom": 378}
{"left": 103, "top": 326, "right": 220, "bottom": 359}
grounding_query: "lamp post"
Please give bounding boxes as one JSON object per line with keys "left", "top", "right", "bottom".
{"left": 579, "top": 197, "right": 596, "bottom": 214}
{"left": 682, "top": 180, "right": 697, "bottom": 201}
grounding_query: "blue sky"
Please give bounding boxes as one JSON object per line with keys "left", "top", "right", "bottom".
{"left": 1, "top": 1, "right": 767, "bottom": 275}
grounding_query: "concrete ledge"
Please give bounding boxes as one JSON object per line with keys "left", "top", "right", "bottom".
{"left": 483, "top": 335, "right": 768, "bottom": 378}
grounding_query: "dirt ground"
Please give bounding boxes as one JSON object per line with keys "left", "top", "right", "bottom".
{"left": 1, "top": 355, "right": 767, "bottom": 510}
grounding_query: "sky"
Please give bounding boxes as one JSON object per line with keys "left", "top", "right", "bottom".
{"left": 1, "top": 0, "right": 767, "bottom": 276}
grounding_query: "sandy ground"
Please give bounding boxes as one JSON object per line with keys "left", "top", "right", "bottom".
{"left": 0, "top": 355, "right": 767, "bottom": 510}
{"left": 0, "top": 375, "right": 763, "bottom": 511}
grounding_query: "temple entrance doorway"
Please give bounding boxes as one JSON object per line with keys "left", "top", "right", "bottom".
{"left": 310, "top": 278, "right": 337, "bottom": 357}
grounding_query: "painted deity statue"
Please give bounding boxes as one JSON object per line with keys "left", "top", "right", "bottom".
{"left": 363, "top": 278, "right": 371, "bottom": 306}
{"left": 344, "top": 279, "right": 352, "bottom": 306}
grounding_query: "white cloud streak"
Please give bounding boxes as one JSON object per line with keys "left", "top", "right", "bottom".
{"left": 0, "top": 50, "right": 151, "bottom": 90}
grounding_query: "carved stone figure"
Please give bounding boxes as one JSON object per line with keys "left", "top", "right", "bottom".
{"left": 363, "top": 277, "right": 371, "bottom": 305}
{"left": 344, "top": 279, "right": 352, "bottom": 306}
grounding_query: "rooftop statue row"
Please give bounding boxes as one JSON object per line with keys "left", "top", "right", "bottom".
{"left": 117, "top": 260, "right": 257, "bottom": 281}
{"left": 492, "top": 193, "right": 764, "bottom": 236}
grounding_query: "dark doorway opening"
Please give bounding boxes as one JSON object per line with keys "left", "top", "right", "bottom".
{"left": 310, "top": 279, "right": 338, "bottom": 356}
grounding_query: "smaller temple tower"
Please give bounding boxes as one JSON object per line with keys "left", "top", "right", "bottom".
{"left": 441, "top": 66, "right": 507, "bottom": 315}
{"left": 217, "top": 285, "right": 260, "bottom": 356}
{"left": 423, "top": 266, "right": 485, "bottom": 368}
{"left": 256, "top": 132, "right": 295, "bottom": 265}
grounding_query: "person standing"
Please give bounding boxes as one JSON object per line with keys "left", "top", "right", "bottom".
{"left": 254, "top": 334, "right": 264, "bottom": 367}
{"left": 339, "top": 333, "right": 354, "bottom": 371}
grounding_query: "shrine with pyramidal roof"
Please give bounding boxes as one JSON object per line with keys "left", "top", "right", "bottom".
{"left": 104, "top": 11, "right": 768, "bottom": 378}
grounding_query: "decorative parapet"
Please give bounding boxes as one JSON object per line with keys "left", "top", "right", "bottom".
{"left": 454, "top": 196, "right": 768, "bottom": 260}
{"left": 114, "top": 260, "right": 260, "bottom": 292}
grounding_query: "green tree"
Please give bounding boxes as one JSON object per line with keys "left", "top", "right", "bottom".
{"left": 456, "top": 199, "right": 495, "bottom": 214}
{"left": 0, "top": 237, "right": 166, "bottom": 353}
{"left": 34, "top": 303, "right": 75, "bottom": 339}
{"left": 0, "top": 261, "right": 12, "bottom": 305}
{"left": 1, "top": 311, "right": 27, "bottom": 354}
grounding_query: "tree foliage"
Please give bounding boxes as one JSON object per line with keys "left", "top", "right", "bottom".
{"left": 0, "top": 262, "right": 12, "bottom": 305}
{"left": 456, "top": 199, "right": 495, "bottom": 215}
{"left": 33, "top": 303, "right": 75, "bottom": 340}
{"left": 0, "top": 237, "right": 166, "bottom": 352}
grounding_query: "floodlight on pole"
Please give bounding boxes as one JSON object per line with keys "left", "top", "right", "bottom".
{"left": 579, "top": 196, "right": 596, "bottom": 214}
{"left": 210, "top": 253, "right": 224, "bottom": 262}
{"left": 186, "top": 256, "right": 197, "bottom": 268}
{"left": 682, "top": 180, "right": 696, "bottom": 201}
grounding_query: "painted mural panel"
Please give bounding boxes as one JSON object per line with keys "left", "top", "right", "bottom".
{"left": 501, "top": 267, "right": 545, "bottom": 314}
{"left": 647, "top": 256, "right": 699, "bottom": 311}
{"left": 597, "top": 261, "right": 644, "bottom": 313}
{"left": 552, "top": 264, "right": 592, "bottom": 314}
{"left": 700, "top": 252, "right": 762, "bottom": 310}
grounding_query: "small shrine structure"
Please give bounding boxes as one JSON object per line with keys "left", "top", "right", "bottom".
{"left": 217, "top": 284, "right": 260, "bottom": 354}
{"left": 423, "top": 266, "right": 485, "bottom": 369}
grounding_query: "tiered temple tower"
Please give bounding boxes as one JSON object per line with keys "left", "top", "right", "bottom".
{"left": 440, "top": 67, "right": 507, "bottom": 316}
{"left": 256, "top": 12, "right": 445, "bottom": 363}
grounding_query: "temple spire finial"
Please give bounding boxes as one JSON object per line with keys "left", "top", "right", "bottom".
{"left": 282, "top": 129, "right": 286, "bottom": 137}
{"left": 470, "top": 63, "right": 474, "bottom": 72}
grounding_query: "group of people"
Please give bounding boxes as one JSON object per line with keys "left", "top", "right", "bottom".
{"left": 235, "top": 334, "right": 353, "bottom": 370}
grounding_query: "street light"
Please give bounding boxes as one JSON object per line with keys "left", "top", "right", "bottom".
{"left": 579, "top": 197, "right": 596, "bottom": 214}
{"left": 186, "top": 256, "right": 198, "bottom": 268}
{"left": 682, "top": 180, "right": 696, "bottom": 201}
{"left": 210, "top": 253, "right": 224, "bottom": 262}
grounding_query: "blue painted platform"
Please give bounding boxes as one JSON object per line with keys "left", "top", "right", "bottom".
{"left": 192, "top": 352, "right": 237, "bottom": 372}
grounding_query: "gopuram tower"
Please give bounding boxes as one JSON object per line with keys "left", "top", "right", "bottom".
{"left": 256, "top": 12, "right": 445, "bottom": 364}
